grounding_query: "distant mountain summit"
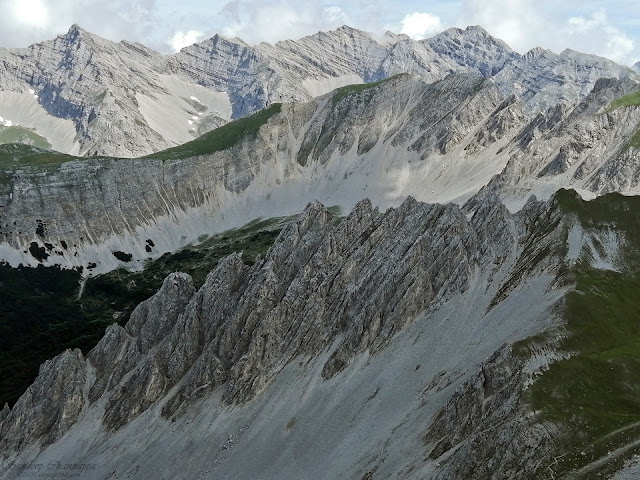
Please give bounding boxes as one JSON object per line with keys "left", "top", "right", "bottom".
{"left": 0, "top": 24, "right": 636, "bottom": 157}
{"left": 3, "top": 24, "right": 640, "bottom": 480}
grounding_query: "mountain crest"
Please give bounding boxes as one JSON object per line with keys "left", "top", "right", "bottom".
{"left": 60, "top": 23, "right": 100, "bottom": 46}
{"left": 0, "top": 23, "right": 633, "bottom": 157}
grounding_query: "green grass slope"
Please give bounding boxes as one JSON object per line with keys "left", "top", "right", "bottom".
{"left": 0, "top": 125, "right": 52, "bottom": 150}
{"left": 145, "top": 103, "right": 281, "bottom": 161}
{"left": 0, "top": 144, "right": 77, "bottom": 169}
{"left": 606, "top": 90, "right": 640, "bottom": 111}
{"left": 521, "top": 190, "right": 640, "bottom": 478}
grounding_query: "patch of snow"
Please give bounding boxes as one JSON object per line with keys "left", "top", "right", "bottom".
{"left": 566, "top": 221, "right": 621, "bottom": 271}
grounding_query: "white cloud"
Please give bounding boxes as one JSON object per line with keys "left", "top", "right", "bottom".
{"left": 0, "top": 0, "right": 159, "bottom": 49}
{"left": 220, "top": 1, "right": 352, "bottom": 43}
{"left": 10, "top": 0, "right": 50, "bottom": 28}
{"left": 459, "top": 0, "right": 638, "bottom": 65}
{"left": 399, "top": 12, "right": 444, "bottom": 40}
{"left": 168, "top": 30, "right": 204, "bottom": 51}
{"left": 566, "top": 9, "right": 634, "bottom": 64}
{"left": 324, "top": 5, "right": 349, "bottom": 24}
{"left": 459, "top": 0, "right": 542, "bottom": 52}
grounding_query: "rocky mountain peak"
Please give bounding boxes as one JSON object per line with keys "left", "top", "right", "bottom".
{"left": 58, "top": 23, "right": 105, "bottom": 49}
{"left": 208, "top": 32, "right": 251, "bottom": 48}
{"left": 431, "top": 25, "right": 512, "bottom": 49}
{"left": 424, "top": 25, "right": 519, "bottom": 77}
{"left": 0, "top": 23, "right": 635, "bottom": 157}
{"left": 523, "top": 46, "right": 553, "bottom": 60}
{"left": 65, "top": 23, "right": 87, "bottom": 37}
{"left": 331, "top": 24, "right": 369, "bottom": 37}
{"left": 463, "top": 25, "right": 490, "bottom": 35}
{"left": 380, "top": 30, "right": 410, "bottom": 44}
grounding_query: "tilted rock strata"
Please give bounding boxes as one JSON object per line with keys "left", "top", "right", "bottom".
{"left": 481, "top": 77, "right": 640, "bottom": 210}
{"left": 0, "top": 193, "right": 573, "bottom": 479}
{"left": 0, "top": 73, "right": 524, "bottom": 272}
{"left": 3, "top": 72, "right": 640, "bottom": 274}
{"left": 0, "top": 24, "right": 635, "bottom": 157}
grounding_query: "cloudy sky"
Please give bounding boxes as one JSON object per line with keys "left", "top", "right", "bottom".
{"left": 0, "top": 0, "right": 638, "bottom": 65}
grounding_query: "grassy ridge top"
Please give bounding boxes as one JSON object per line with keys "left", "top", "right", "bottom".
{"left": 0, "top": 103, "right": 282, "bottom": 170}
{"left": 331, "top": 75, "right": 405, "bottom": 105}
{"left": 144, "top": 103, "right": 282, "bottom": 161}
{"left": 0, "top": 144, "right": 77, "bottom": 169}
{"left": 606, "top": 90, "right": 640, "bottom": 111}
{"left": 604, "top": 90, "right": 640, "bottom": 149}
{"left": 332, "top": 78, "right": 390, "bottom": 104}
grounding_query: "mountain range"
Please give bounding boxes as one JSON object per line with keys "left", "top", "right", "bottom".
{"left": 1, "top": 24, "right": 640, "bottom": 480}
{"left": 0, "top": 24, "right": 635, "bottom": 158}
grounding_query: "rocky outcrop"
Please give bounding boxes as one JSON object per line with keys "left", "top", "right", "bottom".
{"left": 425, "top": 346, "right": 559, "bottom": 480}
{"left": 493, "top": 47, "right": 636, "bottom": 115}
{"left": 0, "top": 191, "right": 583, "bottom": 478}
{"left": 0, "top": 349, "right": 87, "bottom": 453}
{"left": 0, "top": 73, "right": 522, "bottom": 273}
{"left": 86, "top": 272, "right": 196, "bottom": 406}
{"left": 0, "top": 24, "right": 635, "bottom": 157}
{"left": 481, "top": 78, "right": 640, "bottom": 210}
{"left": 89, "top": 195, "right": 485, "bottom": 430}
{"left": 464, "top": 94, "right": 527, "bottom": 155}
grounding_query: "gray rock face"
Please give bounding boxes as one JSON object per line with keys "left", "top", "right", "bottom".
{"left": 425, "top": 345, "right": 558, "bottom": 480}
{"left": 493, "top": 47, "right": 636, "bottom": 114}
{"left": 2, "top": 69, "right": 640, "bottom": 273}
{"left": 423, "top": 196, "right": 569, "bottom": 479}
{"left": 0, "top": 189, "right": 574, "bottom": 478}
{"left": 0, "top": 73, "right": 522, "bottom": 273}
{"left": 422, "top": 25, "right": 519, "bottom": 78}
{"left": 0, "top": 349, "right": 87, "bottom": 453}
{"left": 93, "top": 196, "right": 482, "bottom": 430}
{"left": 0, "top": 24, "right": 635, "bottom": 157}
{"left": 483, "top": 77, "right": 640, "bottom": 210}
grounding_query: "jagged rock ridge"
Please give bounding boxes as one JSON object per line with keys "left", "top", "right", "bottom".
{"left": 0, "top": 24, "right": 636, "bottom": 157}
{"left": 0, "top": 191, "right": 574, "bottom": 479}
{"left": 0, "top": 73, "right": 524, "bottom": 273}
{"left": 2, "top": 72, "right": 640, "bottom": 276}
